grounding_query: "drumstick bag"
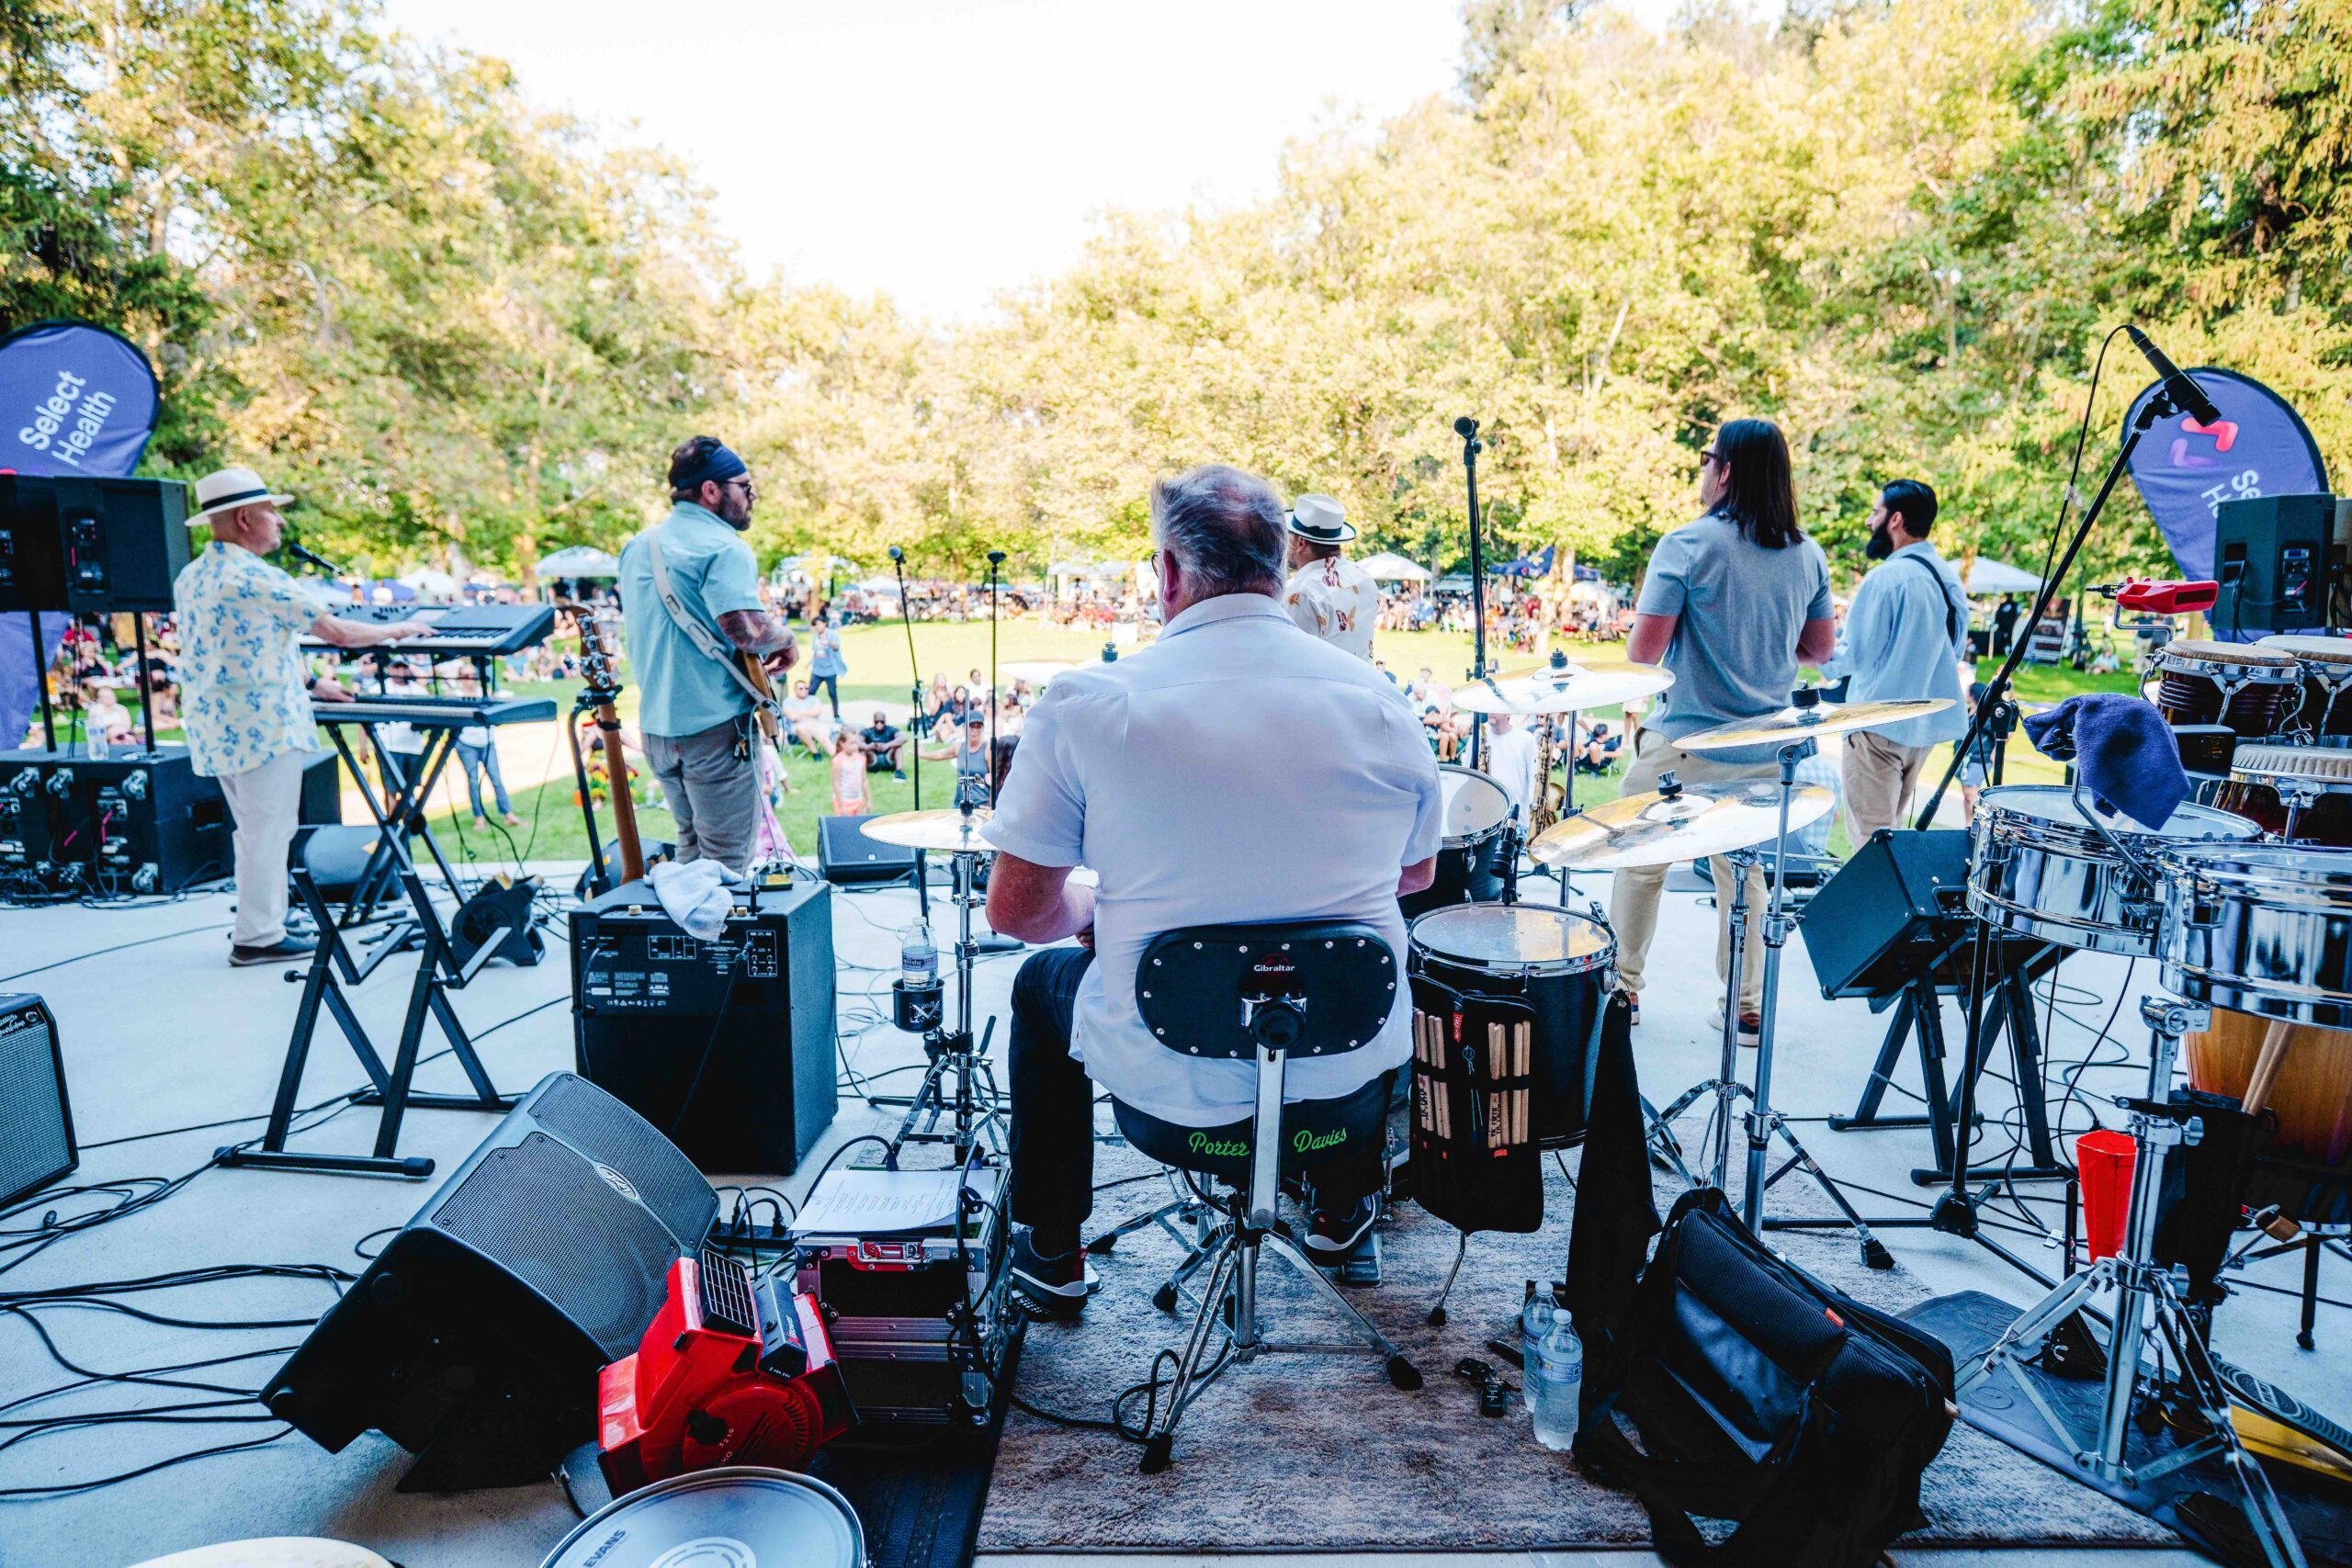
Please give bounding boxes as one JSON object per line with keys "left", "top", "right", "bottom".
{"left": 1405, "top": 975, "right": 1542, "bottom": 1235}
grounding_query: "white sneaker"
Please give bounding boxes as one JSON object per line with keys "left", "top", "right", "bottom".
{"left": 1708, "top": 1003, "right": 1762, "bottom": 1046}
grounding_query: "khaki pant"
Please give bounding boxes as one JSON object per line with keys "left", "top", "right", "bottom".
{"left": 217, "top": 747, "right": 312, "bottom": 948}
{"left": 1609, "top": 728, "right": 1772, "bottom": 1013}
{"left": 645, "top": 716, "right": 761, "bottom": 875}
{"left": 1841, "top": 730, "right": 1931, "bottom": 846}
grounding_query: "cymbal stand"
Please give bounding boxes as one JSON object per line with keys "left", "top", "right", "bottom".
{"left": 1950, "top": 998, "right": 2307, "bottom": 1568}
{"left": 883, "top": 781, "right": 1005, "bottom": 1168}
{"left": 888, "top": 545, "right": 929, "bottom": 923}
{"left": 1644, "top": 741, "right": 1898, "bottom": 1269}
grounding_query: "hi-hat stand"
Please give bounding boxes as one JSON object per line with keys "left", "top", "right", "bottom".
{"left": 881, "top": 782, "right": 1006, "bottom": 1168}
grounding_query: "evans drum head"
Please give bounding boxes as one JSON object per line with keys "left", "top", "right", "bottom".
{"left": 540, "top": 1467, "right": 865, "bottom": 1568}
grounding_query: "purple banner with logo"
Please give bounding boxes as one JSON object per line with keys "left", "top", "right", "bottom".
{"left": 2124, "top": 366, "right": 2328, "bottom": 582}
{"left": 0, "top": 320, "right": 162, "bottom": 747}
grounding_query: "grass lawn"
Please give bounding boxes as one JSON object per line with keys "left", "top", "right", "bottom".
{"left": 318, "top": 615, "right": 2153, "bottom": 879}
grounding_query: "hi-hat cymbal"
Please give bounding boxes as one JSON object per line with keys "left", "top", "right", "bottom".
{"left": 861, "top": 807, "right": 997, "bottom": 853}
{"left": 1452, "top": 661, "right": 1674, "bottom": 716}
{"left": 1528, "top": 781, "right": 1835, "bottom": 872}
{"left": 1674, "top": 697, "right": 1954, "bottom": 752}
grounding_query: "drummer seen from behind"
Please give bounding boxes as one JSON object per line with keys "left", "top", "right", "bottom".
{"left": 1611, "top": 419, "right": 1835, "bottom": 1043}
{"left": 982, "top": 464, "right": 1442, "bottom": 1315}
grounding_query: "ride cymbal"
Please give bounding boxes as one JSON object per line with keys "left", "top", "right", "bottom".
{"left": 1673, "top": 697, "right": 1953, "bottom": 751}
{"left": 860, "top": 807, "right": 997, "bottom": 854}
{"left": 1528, "top": 780, "right": 1835, "bottom": 872}
{"left": 1451, "top": 662, "right": 1674, "bottom": 716}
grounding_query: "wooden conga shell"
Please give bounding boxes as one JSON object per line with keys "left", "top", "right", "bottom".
{"left": 2185, "top": 1007, "right": 2352, "bottom": 1167}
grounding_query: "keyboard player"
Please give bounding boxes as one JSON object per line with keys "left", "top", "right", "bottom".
{"left": 174, "top": 466, "right": 434, "bottom": 967}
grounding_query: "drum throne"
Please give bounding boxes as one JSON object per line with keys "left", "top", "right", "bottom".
{"left": 1092, "top": 920, "right": 1423, "bottom": 1472}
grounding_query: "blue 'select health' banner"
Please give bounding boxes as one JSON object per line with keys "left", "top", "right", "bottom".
{"left": 0, "top": 320, "right": 164, "bottom": 747}
{"left": 2124, "top": 366, "right": 2328, "bottom": 584}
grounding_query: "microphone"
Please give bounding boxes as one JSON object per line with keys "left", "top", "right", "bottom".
{"left": 987, "top": 549, "right": 1005, "bottom": 567}
{"left": 2125, "top": 325, "right": 2221, "bottom": 427}
{"left": 1453, "top": 416, "right": 1479, "bottom": 438}
{"left": 282, "top": 538, "right": 343, "bottom": 576}
{"left": 888, "top": 545, "right": 903, "bottom": 562}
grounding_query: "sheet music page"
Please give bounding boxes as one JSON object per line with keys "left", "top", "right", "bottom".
{"left": 793, "top": 1168, "right": 963, "bottom": 1235}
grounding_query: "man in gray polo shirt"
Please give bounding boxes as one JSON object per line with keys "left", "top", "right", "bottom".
{"left": 1613, "top": 421, "right": 1835, "bottom": 1043}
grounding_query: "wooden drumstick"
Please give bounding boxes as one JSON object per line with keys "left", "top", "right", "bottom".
{"left": 2242, "top": 1019, "right": 2295, "bottom": 1116}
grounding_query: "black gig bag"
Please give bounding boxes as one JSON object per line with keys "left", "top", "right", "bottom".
{"left": 1573, "top": 1189, "right": 1956, "bottom": 1568}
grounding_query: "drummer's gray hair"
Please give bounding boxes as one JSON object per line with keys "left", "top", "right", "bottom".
{"left": 1150, "top": 465, "right": 1287, "bottom": 599}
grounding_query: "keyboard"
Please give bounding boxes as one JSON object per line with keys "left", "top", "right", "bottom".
{"left": 301, "top": 603, "right": 557, "bottom": 657}
{"left": 310, "top": 695, "right": 558, "bottom": 728}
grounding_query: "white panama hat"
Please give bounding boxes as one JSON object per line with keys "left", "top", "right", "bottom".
{"left": 185, "top": 465, "right": 294, "bottom": 527}
{"left": 1286, "top": 492, "right": 1356, "bottom": 545}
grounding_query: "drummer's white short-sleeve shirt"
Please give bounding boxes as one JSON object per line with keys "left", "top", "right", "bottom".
{"left": 985, "top": 591, "right": 1444, "bottom": 1127}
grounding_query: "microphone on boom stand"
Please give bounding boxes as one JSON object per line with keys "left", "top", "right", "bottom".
{"left": 1457, "top": 415, "right": 1490, "bottom": 770}
{"left": 2124, "top": 324, "right": 2222, "bottom": 427}
{"left": 282, "top": 537, "right": 346, "bottom": 578}
{"left": 889, "top": 544, "right": 931, "bottom": 924}
{"left": 974, "top": 548, "right": 1022, "bottom": 954}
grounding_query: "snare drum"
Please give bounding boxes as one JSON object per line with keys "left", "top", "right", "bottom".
{"left": 2260, "top": 634, "right": 2352, "bottom": 739}
{"left": 2154, "top": 638, "right": 2302, "bottom": 739}
{"left": 2156, "top": 841, "right": 2352, "bottom": 1028}
{"left": 2211, "top": 741, "right": 2352, "bottom": 845}
{"left": 1968, "top": 784, "right": 2259, "bottom": 955}
{"left": 1408, "top": 903, "right": 1611, "bottom": 1148}
{"left": 1399, "top": 764, "right": 1510, "bottom": 919}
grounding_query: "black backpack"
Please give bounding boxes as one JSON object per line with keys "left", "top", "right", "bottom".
{"left": 1573, "top": 1189, "right": 1956, "bottom": 1567}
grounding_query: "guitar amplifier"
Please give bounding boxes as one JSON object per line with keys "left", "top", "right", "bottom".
{"left": 570, "top": 878, "right": 837, "bottom": 1174}
{"left": 0, "top": 995, "right": 74, "bottom": 1208}
{"left": 1800, "top": 829, "right": 1973, "bottom": 1000}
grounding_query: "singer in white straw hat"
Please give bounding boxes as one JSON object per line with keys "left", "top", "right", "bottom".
{"left": 172, "top": 465, "right": 435, "bottom": 966}
{"left": 1282, "top": 492, "right": 1379, "bottom": 661}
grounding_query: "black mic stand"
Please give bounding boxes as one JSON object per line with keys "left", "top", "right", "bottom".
{"left": 888, "top": 546, "right": 929, "bottom": 923}
{"left": 1457, "top": 415, "right": 1490, "bottom": 769}
{"left": 1831, "top": 382, "right": 2188, "bottom": 1287}
{"left": 975, "top": 550, "right": 1020, "bottom": 954}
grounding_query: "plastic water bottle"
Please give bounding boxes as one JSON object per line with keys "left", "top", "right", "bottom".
{"left": 1532, "top": 1307, "right": 1582, "bottom": 1451}
{"left": 899, "top": 924, "right": 937, "bottom": 989}
{"left": 1519, "top": 1281, "right": 1553, "bottom": 1395}
{"left": 85, "top": 724, "right": 107, "bottom": 761}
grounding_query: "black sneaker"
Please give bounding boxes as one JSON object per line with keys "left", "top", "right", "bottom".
{"left": 1304, "top": 1194, "right": 1383, "bottom": 1284}
{"left": 1010, "top": 1228, "right": 1088, "bottom": 1319}
{"left": 230, "top": 935, "right": 318, "bottom": 967}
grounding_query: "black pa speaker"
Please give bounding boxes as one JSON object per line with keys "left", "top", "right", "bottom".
{"left": 262, "top": 1072, "right": 718, "bottom": 1491}
{"left": 818, "top": 814, "right": 918, "bottom": 885}
{"left": 0, "top": 995, "right": 74, "bottom": 1208}
{"left": 0, "top": 473, "right": 189, "bottom": 614}
{"left": 1800, "top": 829, "right": 1973, "bottom": 999}
{"left": 570, "top": 878, "right": 837, "bottom": 1175}
{"left": 2214, "top": 492, "right": 2337, "bottom": 636}
{"left": 449, "top": 875, "right": 545, "bottom": 967}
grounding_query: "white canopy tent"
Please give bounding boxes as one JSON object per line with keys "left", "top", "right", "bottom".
{"left": 396, "top": 566, "right": 461, "bottom": 598}
{"left": 1966, "top": 558, "right": 2043, "bottom": 595}
{"left": 534, "top": 546, "right": 621, "bottom": 581}
{"left": 1357, "top": 551, "right": 1432, "bottom": 582}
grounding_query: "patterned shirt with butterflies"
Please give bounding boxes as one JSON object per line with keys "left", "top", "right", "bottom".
{"left": 1283, "top": 552, "right": 1380, "bottom": 661}
{"left": 171, "top": 540, "right": 322, "bottom": 778}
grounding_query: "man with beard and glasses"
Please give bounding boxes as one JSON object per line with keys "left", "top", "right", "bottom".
{"left": 617, "top": 434, "right": 798, "bottom": 874}
{"left": 1818, "top": 478, "right": 1968, "bottom": 843}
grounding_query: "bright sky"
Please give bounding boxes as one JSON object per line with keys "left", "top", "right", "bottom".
{"left": 379, "top": 0, "right": 1696, "bottom": 323}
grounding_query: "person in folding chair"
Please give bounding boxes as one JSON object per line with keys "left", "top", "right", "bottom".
{"left": 983, "top": 463, "right": 1443, "bottom": 1322}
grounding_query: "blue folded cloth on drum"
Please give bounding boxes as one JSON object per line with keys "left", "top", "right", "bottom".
{"left": 2021, "top": 693, "right": 2189, "bottom": 829}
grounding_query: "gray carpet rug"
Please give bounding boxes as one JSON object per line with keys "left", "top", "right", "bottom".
{"left": 978, "top": 1132, "right": 2178, "bottom": 1552}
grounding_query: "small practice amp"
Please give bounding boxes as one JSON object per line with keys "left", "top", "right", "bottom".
{"left": 0, "top": 746, "right": 230, "bottom": 894}
{"left": 0, "top": 994, "right": 74, "bottom": 1208}
{"left": 570, "top": 877, "right": 837, "bottom": 1175}
{"left": 1801, "top": 829, "right": 1973, "bottom": 999}
{"left": 817, "top": 814, "right": 918, "bottom": 886}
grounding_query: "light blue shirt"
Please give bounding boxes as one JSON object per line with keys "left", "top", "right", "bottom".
{"left": 617, "top": 503, "right": 765, "bottom": 739}
{"left": 984, "top": 592, "right": 1445, "bottom": 1127}
{"left": 1637, "top": 512, "right": 1833, "bottom": 762}
{"left": 1820, "top": 540, "right": 1970, "bottom": 749}
{"left": 172, "top": 541, "right": 323, "bottom": 777}
{"left": 809, "top": 623, "right": 846, "bottom": 679}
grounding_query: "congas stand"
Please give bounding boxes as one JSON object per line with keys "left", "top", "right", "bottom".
{"left": 1951, "top": 998, "right": 2309, "bottom": 1568}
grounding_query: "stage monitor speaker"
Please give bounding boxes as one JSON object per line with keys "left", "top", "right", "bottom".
{"left": 449, "top": 875, "right": 545, "bottom": 968}
{"left": 262, "top": 1071, "right": 718, "bottom": 1492}
{"left": 0, "top": 746, "right": 229, "bottom": 893}
{"left": 1800, "top": 829, "right": 1973, "bottom": 999}
{"left": 0, "top": 995, "right": 74, "bottom": 1208}
{"left": 570, "top": 878, "right": 837, "bottom": 1175}
{"left": 817, "top": 814, "right": 918, "bottom": 885}
{"left": 0, "top": 473, "right": 189, "bottom": 613}
{"left": 2214, "top": 492, "right": 2336, "bottom": 637}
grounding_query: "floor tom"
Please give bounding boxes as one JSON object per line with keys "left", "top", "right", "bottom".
{"left": 2154, "top": 638, "right": 2301, "bottom": 738}
{"left": 1408, "top": 903, "right": 1611, "bottom": 1148}
{"left": 1968, "top": 784, "right": 2258, "bottom": 955}
{"left": 1399, "top": 765, "right": 1510, "bottom": 919}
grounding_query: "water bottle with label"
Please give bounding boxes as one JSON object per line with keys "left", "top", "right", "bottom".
{"left": 1519, "top": 1280, "right": 1554, "bottom": 1404}
{"left": 85, "top": 722, "right": 107, "bottom": 761}
{"left": 899, "top": 924, "right": 937, "bottom": 989}
{"left": 1532, "top": 1306, "right": 1583, "bottom": 1451}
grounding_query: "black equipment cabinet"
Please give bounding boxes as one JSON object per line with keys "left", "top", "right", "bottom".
{"left": 817, "top": 813, "right": 918, "bottom": 885}
{"left": 570, "top": 877, "right": 838, "bottom": 1176}
{"left": 0, "top": 746, "right": 232, "bottom": 893}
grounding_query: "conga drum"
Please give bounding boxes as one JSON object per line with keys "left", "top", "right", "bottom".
{"left": 2184, "top": 1007, "right": 2352, "bottom": 1176}
{"left": 2211, "top": 741, "right": 2352, "bottom": 846}
{"left": 2154, "top": 639, "right": 2302, "bottom": 739}
{"left": 2260, "top": 634, "right": 2352, "bottom": 739}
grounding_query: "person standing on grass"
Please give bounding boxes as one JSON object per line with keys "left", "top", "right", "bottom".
{"left": 828, "top": 732, "right": 873, "bottom": 817}
{"left": 808, "top": 612, "right": 847, "bottom": 717}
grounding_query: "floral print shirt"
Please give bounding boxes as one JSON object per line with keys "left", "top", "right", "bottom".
{"left": 1283, "top": 553, "right": 1379, "bottom": 661}
{"left": 172, "top": 541, "right": 322, "bottom": 777}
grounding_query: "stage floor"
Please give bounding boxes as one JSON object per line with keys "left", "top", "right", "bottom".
{"left": 0, "top": 862, "right": 2338, "bottom": 1567}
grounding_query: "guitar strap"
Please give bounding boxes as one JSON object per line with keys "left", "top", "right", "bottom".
{"left": 641, "top": 534, "right": 777, "bottom": 719}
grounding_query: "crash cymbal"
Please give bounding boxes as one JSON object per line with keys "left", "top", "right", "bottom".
{"left": 860, "top": 807, "right": 997, "bottom": 854}
{"left": 1452, "top": 661, "right": 1674, "bottom": 716}
{"left": 1528, "top": 780, "right": 1835, "bottom": 872}
{"left": 1674, "top": 696, "right": 1954, "bottom": 751}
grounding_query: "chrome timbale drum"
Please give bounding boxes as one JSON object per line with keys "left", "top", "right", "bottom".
{"left": 1967, "top": 784, "right": 2260, "bottom": 956}
{"left": 1408, "top": 903, "right": 1612, "bottom": 1148}
{"left": 2157, "top": 842, "right": 2352, "bottom": 1028}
